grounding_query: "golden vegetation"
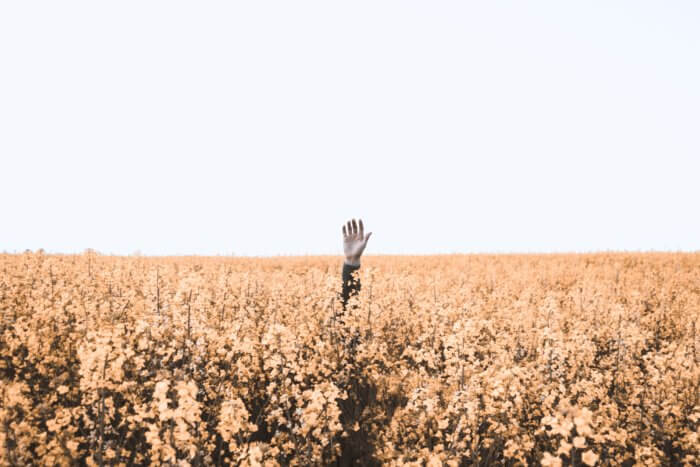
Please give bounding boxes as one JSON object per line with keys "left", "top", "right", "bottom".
{"left": 0, "top": 252, "right": 698, "bottom": 465}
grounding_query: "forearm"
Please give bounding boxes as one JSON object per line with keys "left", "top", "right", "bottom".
{"left": 341, "top": 261, "right": 361, "bottom": 310}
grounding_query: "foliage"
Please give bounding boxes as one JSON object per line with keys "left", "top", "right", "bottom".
{"left": 0, "top": 252, "right": 698, "bottom": 465}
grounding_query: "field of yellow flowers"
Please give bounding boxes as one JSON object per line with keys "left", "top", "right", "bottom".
{"left": 0, "top": 251, "right": 698, "bottom": 466}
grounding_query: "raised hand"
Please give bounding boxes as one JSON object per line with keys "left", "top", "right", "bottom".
{"left": 342, "top": 219, "right": 372, "bottom": 267}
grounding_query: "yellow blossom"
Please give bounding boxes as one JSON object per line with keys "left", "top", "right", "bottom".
{"left": 581, "top": 450, "right": 599, "bottom": 466}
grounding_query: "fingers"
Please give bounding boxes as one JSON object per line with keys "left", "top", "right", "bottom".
{"left": 345, "top": 218, "right": 368, "bottom": 238}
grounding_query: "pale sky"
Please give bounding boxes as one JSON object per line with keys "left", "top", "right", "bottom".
{"left": 1, "top": 1, "right": 699, "bottom": 256}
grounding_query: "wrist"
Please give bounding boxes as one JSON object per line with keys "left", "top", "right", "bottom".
{"left": 344, "top": 256, "right": 361, "bottom": 267}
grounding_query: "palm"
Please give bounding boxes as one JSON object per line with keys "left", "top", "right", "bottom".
{"left": 342, "top": 219, "right": 372, "bottom": 265}
{"left": 344, "top": 236, "right": 365, "bottom": 259}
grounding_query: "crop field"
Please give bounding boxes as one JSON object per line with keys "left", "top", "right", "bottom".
{"left": 0, "top": 252, "right": 698, "bottom": 466}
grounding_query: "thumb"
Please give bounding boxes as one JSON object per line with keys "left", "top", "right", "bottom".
{"left": 364, "top": 232, "right": 372, "bottom": 243}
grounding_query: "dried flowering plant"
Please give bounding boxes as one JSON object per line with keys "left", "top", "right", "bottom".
{"left": 0, "top": 251, "right": 698, "bottom": 465}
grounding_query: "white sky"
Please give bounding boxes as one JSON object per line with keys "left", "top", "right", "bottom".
{"left": 1, "top": 1, "right": 699, "bottom": 256}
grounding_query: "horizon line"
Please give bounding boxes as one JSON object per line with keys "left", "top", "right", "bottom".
{"left": 3, "top": 249, "right": 699, "bottom": 258}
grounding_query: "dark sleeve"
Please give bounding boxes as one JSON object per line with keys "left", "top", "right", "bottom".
{"left": 341, "top": 262, "right": 361, "bottom": 310}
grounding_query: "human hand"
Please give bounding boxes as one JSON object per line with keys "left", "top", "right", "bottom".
{"left": 342, "top": 219, "right": 372, "bottom": 267}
